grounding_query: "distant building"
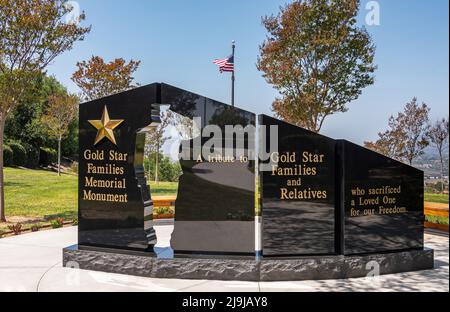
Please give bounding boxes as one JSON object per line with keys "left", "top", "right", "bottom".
{"left": 416, "top": 163, "right": 433, "bottom": 169}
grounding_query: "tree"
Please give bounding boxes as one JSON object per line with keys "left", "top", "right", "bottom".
{"left": 170, "top": 112, "right": 197, "bottom": 140}
{"left": 72, "top": 56, "right": 141, "bottom": 101}
{"left": 426, "top": 118, "right": 449, "bottom": 192}
{"left": 144, "top": 153, "right": 182, "bottom": 183}
{"left": 41, "top": 93, "right": 79, "bottom": 176}
{"left": 5, "top": 75, "right": 69, "bottom": 148}
{"left": 0, "top": 0, "right": 90, "bottom": 222}
{"left": 145, "top": 111, "right": 172, "bottom": 185}
{"left": 364, "top": 117, "right": 406, "bottom": 161}
{"left": 398, "top": 98, "right": 430, "bottom": 165}
{"left": 365, "top": 97, "right": 430, "bottom": 166}
{"left": 257, "top": 0, "right": 376, "bottom": 133}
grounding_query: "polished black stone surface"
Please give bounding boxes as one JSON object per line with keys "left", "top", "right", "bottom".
{"left": 78, "top": 84, "right": 160, "bottom": 251}
{"left": 259, "top": 115, "right": 336, "bottom": 256}
{"left": 77, "top": 82, "right": 426, "bottom": 260}
{"left": 162, "top": 84, "right": 256, "bottom": 255}
{"left": 78, "top": 83, "right": 256, "bottom": 255}
{"left": 337, "top": 140, "right": 425, "bottom": 255}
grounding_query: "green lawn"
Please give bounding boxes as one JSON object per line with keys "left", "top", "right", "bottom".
{"left": 149, "top": 181, "right": 178, "bottom": 196}
{"left": 424, "top": 193, "right": 449, "bottom": 204}
{"left": 4, "top": 167, "right": 78, "bottom": 220}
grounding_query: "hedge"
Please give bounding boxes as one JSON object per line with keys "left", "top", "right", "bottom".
{"left": 39, "top": 147, "right": 57, "bottom": 166}
{"left": 4, "top": 145, "right": 13, "bottom": 167}
{"left": 8, "top": 142, "right": 27, "bottom": 167}
{"left": 22, "top": 142, "right": 40, "bottom": 168}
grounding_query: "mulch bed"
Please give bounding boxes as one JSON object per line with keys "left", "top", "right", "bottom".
{"left": 0, "top": 221, "right": 75, "bottom": 238}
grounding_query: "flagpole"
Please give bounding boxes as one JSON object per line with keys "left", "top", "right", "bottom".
{"left": 231, "top": 40, "right": 235, "bottom": 107}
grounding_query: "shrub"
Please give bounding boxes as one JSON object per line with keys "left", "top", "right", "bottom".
{"left": 40, "top": 147, "right": 57, "bottom": 166}
{"left": 0, "top": 230, "right": 4, "bottom": 238}
{"left": 8, "top": 142, "right": 27, "bottom": 167}
{"left": 154, "top": 206, "right": 174, "bottom": 216}
{"left": 145, "top": 153, "right": 182, "bottom": 182}
{"left": 22, "top": 143, "right": 40, "bottom": 168}
{"left": 8, "top": 223, "right": 22, "bottom": 235}
{"left": 50, "top": 218, "right": 65, "bottom": 229}
{"left": 30, "top": 224, "right": 42, "bottom": 232}
{"left": 426, "top": 215, "right": 449, "bottom": 225}
{"left": 159, "top": 157, "right": 182, "bottom": 182}
{"left": 4, "top": 145, "right": 13, "bottom": 167}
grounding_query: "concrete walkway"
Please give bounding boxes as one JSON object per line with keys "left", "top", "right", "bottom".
{"left": 0, "top": 226, "right": 448, "bottom": 292}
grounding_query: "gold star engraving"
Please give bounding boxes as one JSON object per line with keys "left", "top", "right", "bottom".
{"left": 88, "top": 106, "right": 124, "bottom": 145}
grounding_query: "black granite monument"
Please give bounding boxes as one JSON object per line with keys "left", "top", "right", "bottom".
{"left": 66, "top": 82, "right": 433, "bottom": 281}
{"left": 258, "top": 116, "right": 426, "bottom": 257}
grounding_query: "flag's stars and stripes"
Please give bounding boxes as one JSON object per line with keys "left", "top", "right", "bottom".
{"left": 213, "top": 55, "right": 234, "bottom": 73}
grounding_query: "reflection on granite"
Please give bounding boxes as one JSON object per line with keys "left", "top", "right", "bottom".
{"left": 171, "top": 221, "right": 255, "bottom": 254}
{"left": 154, "top": 247, "right": 174, "bottom": 259}
{"left": 161, "top": 84, "right": 256, "bottom": 255}
{"left": 263, "top": 202, "right": 335, "bottom": 256}
{"left": 79, "top": 228, "right": 150, "bottom": 251}
{"left": 171, "top": 161, "right": 255, "bottom": 221}
{"left": 338, "top": 140, "right": 425, "bottom": 255}
{"left": 344, "top": 214, "right": 424, "bottom": 254}
{"left": 259, "top": 115, "right": 336, "bottom": 256}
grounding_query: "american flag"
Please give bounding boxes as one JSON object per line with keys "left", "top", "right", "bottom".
{"left": 213, "top": 55, "right": 234, "bottom": 73}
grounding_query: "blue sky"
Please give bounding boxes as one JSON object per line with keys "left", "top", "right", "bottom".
{"left": 47, "top": 0, "right": 449, "bottom": 144}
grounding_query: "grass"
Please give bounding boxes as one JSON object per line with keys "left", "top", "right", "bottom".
{"left": 4, "top": 167, "right": 78, "bottom": 220}
{"left": 1, "top": 168, "right": 178, "bottom": 231}
{"left": 148, "top": 181, "right": 178, "bottom": 196}
{"left": 424, "top": 193, "right": 449, "bottom": 204}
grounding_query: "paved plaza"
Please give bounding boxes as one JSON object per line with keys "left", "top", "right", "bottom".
{"left": 0, "top": 226, "right": 448, "bottom": 292}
